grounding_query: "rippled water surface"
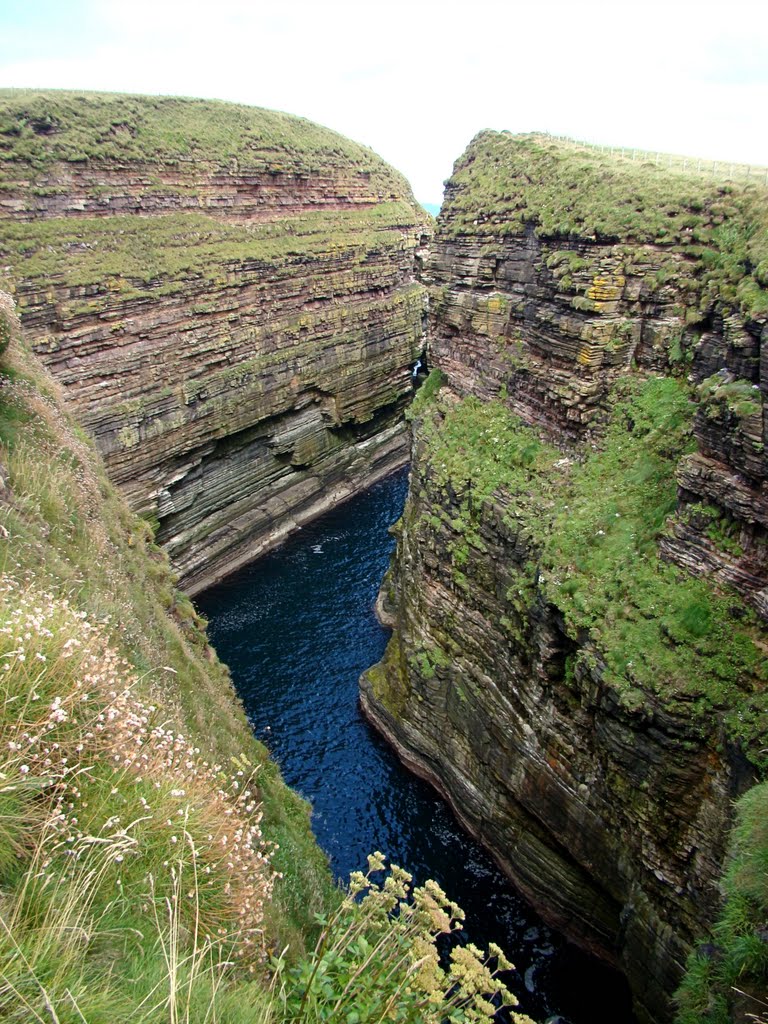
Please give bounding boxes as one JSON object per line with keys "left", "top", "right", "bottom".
{"left": 197, "top": 469, "right": 635, "bottom": 1023}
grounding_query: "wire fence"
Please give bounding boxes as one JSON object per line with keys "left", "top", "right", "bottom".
{"left": 545, "top": 133, "right": 768, "bottom": 185}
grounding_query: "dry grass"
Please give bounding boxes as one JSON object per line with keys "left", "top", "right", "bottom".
{"left": 0, "top": 575, "right": 277, "bottom": 1022}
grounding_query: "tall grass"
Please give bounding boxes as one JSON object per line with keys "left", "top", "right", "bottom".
{"left": 0, "top": 575, "right": 277, "bottom": 1022}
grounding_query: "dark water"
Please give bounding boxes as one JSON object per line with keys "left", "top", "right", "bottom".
{"left": 197, "top": 468, "right": 636, "bottom": 1023}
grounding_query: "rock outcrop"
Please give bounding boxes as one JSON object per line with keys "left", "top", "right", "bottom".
{"left": 361, "top": 133, "right": 768, "bottom": 1023}
{"left": 0, "top": 91, "right": 429, "bottom": 591}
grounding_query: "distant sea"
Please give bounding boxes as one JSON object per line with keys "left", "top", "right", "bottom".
{"left": 421, "top": 201, "right": 441, "bottom": 217}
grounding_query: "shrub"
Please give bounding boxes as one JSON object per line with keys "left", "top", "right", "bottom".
{"left": 272, "top": 854, "right": 534, "bottom": 1024}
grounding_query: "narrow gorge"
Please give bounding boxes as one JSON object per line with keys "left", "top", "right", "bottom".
{"left": 2, "top": 93, "right": 767, "bottom": 1024}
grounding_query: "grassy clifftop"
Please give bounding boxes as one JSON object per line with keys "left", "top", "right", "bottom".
{"left": 442, "top": 131, "right": 768, "bottom": 316}
{"left": 0, "top": 91, "right": 428, "bottom": 304}
{"left": 0, "top": 90, "right": 410, "bottom": 187}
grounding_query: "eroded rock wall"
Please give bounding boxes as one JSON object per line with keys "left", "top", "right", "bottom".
{"left": 423, "top": 137, "right": 767, "bottom": 609}
{"left": 0, "top": 91, "right": 429, "bottom": 591}
{"left": 362, "top": 133, "right": 768, "bottom": 1023}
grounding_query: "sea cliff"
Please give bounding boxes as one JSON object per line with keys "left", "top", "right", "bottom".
{"left": 361, "top": 132, "right": 768, "bottom": 1023}
{"left": 0, "top": 90, "right": 429, "bottom": 592}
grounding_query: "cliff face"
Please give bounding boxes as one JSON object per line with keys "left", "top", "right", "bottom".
{"left": 361, "top": 133, "right": 768, "bottom": 1023}
{"left": 424, "top": 133, "right": 767, "bottom": 611}
{"left": 0, "top": 91, "right": 429, "bottom": 592}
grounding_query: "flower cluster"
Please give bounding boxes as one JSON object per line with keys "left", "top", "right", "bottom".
{"left": 279, "top": 851, "right": 534, "bottom": 1024}
{"left": 0, "top": 573, "right": 275, "bottom": 964}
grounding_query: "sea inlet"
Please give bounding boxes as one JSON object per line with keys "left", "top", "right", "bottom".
{"left": 197, "top": 468, "right": 635, "bottom": 1023}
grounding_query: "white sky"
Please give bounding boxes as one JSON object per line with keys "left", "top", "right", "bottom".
{"left": 1, "top": 0, "right": 766, "bottom": 205}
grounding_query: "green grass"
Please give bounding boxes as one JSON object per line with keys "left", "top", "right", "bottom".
{"left": 0, "top": 201, "right": 422, "bottom": 298}
{"left": 405, "top": 367, "right": 446, "bottom": 421}
{"left": 675, "top": 782, "right": 768, "bottom": 1024}
{"left": 0, "top": 90, "right": 413, "bottom": 195}
{"left": 440, "top": 132, "right": 768, "bottom": 316}
{"left": 419, "top": 393, "right": 561, "bottom": 515}
{"left": 542, "top": 377, "right": 766, "bottom": 736}
{"left": 417, "top": 375, "right": 768, "bottom": 760}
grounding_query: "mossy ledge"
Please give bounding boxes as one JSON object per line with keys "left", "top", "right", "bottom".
{"left": 362, "top": 133, "right": 768, "bottom": 1024}
{"left": 0, "top": 90, "right": 431, "bottom": 593}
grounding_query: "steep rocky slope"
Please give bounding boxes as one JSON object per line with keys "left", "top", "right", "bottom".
{"left": 0, "top": 91, "right": 429, "bottom": 592}
{"left": 361, "top": 133, "right": 768, "bottom": 1023}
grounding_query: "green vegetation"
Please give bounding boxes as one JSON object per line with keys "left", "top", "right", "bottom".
{"left": 405, "top": 367, "right": 446, "bottom": 421}
{"left": 411, "top": 645, "right": 452, "bottom": 681}
{"left": 0, "top": 292, "right": 14, "bottom": 356}
{"left": 0, "top": 202, "right": 422, "bottom": 301}
{"left": 271, "top": 853, "right": 532, "bottom": 1023}
{"left": 442, "top": 132, "right": 768, "bottom": 316}
{"left": 676, "top": 782, "right": 768, "bottom": 1024}
{"left": 0, "top": 91, "right": 412, "bottom": 192}
{"left": 697, "top": 372, "right": 763, "bottom": 421}
{"left": 682, "top": 504, "right": 745, "bottom": 558}
{"left": 420, "top": 395, "right": 559, "bottom": 515}
{"left": 543, "top": 377, "right": 766, "bottom": 737}
{"left": 0, "top": 574, "right": 279, "bottom": 1023}
{"left": 418, "top": 376, "right": 767, "bottom": 759}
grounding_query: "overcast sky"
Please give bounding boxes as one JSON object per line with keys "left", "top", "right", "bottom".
{"left": 1, "top": 0, "right": 766, "bottom": 205}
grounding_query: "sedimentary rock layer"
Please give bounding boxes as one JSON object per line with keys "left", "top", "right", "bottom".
{"left": 0, "top": 91, "right": 429, "bottom": 591}
{"left": 422, "top": 134, "right": 767, "bottom": 606}
{"left": 362, "top": 133, "right": 768, "bottom": 1023}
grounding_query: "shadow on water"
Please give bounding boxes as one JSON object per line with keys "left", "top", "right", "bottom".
{"left": 196, "top": 468, "right": 637, "bottom": 1024}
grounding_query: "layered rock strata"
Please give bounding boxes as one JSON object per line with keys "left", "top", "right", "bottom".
{"left": 0, "top": 91, "right": 429, "bottom": 591}
{"left": 361, "top": 133, "right": 768, "bottom": 1023}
